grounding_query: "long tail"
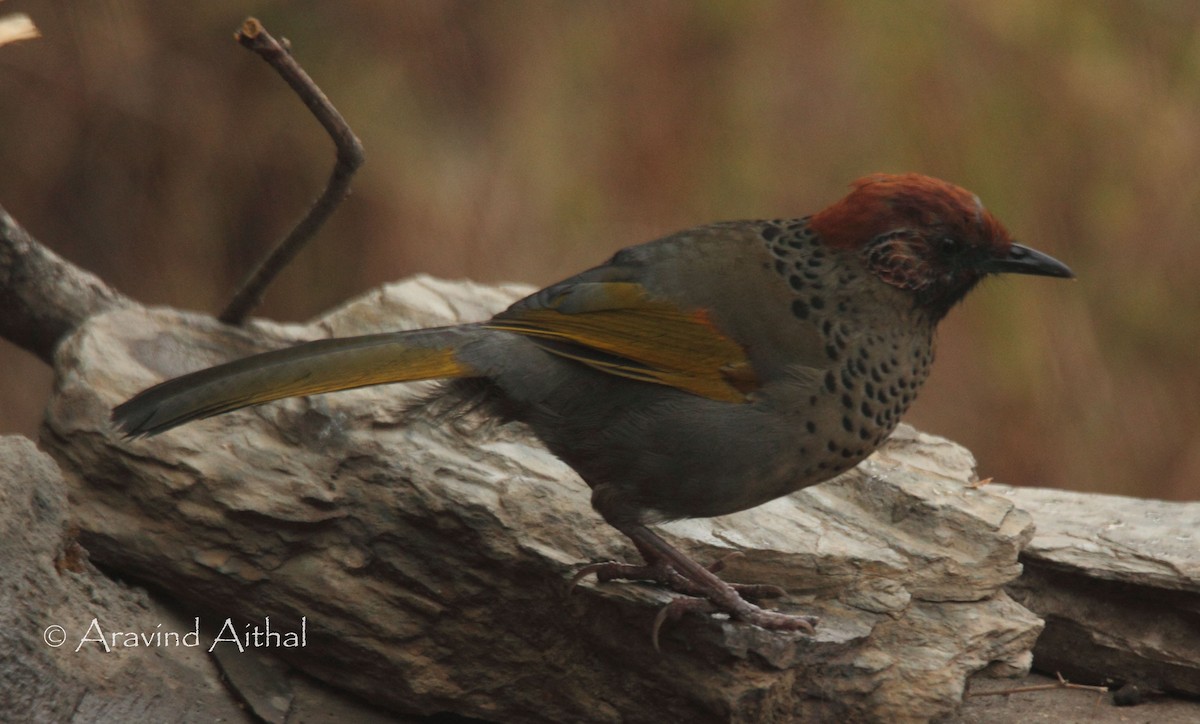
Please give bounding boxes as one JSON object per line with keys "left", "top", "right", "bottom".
{"left": 112, "top": 326, "right": 479, "bottom": 437}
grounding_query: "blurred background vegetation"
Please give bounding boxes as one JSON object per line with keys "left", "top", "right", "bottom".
{"left": 1, "top": 1, "right": 1197, "bottom": 500}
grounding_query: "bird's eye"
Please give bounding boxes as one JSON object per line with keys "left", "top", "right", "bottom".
{"left": 939, "top": 237, "right": 962, "bottom": 253}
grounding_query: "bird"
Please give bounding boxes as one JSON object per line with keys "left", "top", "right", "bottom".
{"left": 113, "top": 173, "right": 1073, "bottom": 648}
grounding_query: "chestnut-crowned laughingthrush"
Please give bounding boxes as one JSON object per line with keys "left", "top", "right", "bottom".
{"left": 113, "top": 173, "right": 1073, "bottom": 645}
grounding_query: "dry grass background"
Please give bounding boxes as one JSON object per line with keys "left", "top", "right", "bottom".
{"left": 1, "top": 1, "right": 1197, "bottom": 500}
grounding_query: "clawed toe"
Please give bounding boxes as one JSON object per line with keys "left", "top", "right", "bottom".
{"left": 568, "top": 558, "right": 698, "bottom": 595}
{"left": 567, "top": 561, "right": 620, "bottom": 592}
{"left": 569, "top": 550, "right": 781, "bottom": 599}
{"left": 568, "top": 560, "right": 691, "bottom": 593}
{"left": 652, "top": 596, "right": 716, "bottom": 651}
{"left": 569, "top": 553, "right": 816, "bottom": 652}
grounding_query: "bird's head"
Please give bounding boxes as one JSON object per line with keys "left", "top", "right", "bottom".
{"left": 810, "top": 173, "right": 1073, "bottom": 319}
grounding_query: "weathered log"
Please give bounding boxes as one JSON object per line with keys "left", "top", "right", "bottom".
{"left": 1000, "top": 485, "right": 1200, "bottom": 697}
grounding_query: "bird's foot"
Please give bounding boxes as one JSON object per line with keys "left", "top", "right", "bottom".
{"left": 568, "top": 551, "right": 784, "bottom": 601}
{"left": 575, "top": 525, "right": 821, "bottom": 650}
{"left": 569, "top": 549, "right": 814, "bottom": 651}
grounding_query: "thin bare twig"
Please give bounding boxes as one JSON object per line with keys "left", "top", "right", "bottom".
{"left": 219, "top": 17, "right": 365, "bottom": 325}
{"left": 966, "top": 671, "right": 1109, "bottom": 698}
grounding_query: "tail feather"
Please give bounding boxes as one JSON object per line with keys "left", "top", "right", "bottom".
{"left": 113, "top": 327, "right": 477, "bottom": 437}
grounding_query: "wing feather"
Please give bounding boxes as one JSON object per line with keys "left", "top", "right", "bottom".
{"left": 486, "top": 282, "right": 756, "bottom": 402}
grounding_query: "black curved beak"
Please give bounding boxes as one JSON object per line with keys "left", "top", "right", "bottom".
{"left": 980, "top": 243, "right": 1074, "bottom": 279}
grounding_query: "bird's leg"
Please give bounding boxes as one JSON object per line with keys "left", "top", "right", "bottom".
{"left": 571, "top": 523, "right": 817, "bottom": 650}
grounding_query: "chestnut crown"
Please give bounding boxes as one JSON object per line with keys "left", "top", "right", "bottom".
{"left": 810, "top": 174, "right": 1073, "bottom": 318}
